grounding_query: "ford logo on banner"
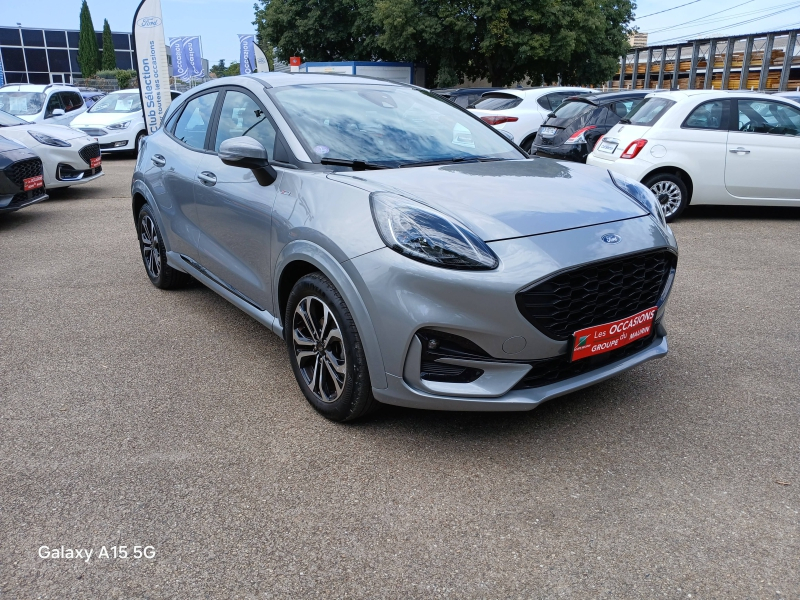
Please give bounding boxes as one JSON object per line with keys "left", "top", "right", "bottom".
{"left": 601, "top": 233, "right": 621, "bottom": 244}
{"left": 137, "top": 16, "right": 162, "bottom": 28}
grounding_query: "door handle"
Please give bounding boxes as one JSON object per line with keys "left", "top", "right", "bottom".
{"left": 729, "top": 147, "right": 750, "bottom": 154}
{"left": 197, "top": 171, "right": 217, "bottom": 186}
{"left": 151, "top": 154, "right": 166, "bottom": 167}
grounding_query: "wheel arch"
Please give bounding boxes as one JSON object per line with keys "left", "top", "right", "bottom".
{"left": 274, "top": 241, "right": 388, "bottom": 389}
{"left": 641, "top": 166, "right": 694, "bottom": 204}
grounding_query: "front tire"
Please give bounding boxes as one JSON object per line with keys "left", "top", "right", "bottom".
{"left": 285, "top": 273, "right": 377, "bottom": 422}
{"left": 137, "top": 204, "right": 189, "bottom": 289}
{"left": 643, "top": 173, "right": 689, "bottom": 222}
{"left": 134, "top": 131, "right": 146, "bottom": 156}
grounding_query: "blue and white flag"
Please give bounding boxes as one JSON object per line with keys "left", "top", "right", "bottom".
{"left": 239, "top": 34, "right": 256, "bottom": 75}
{"left": 183, "top": 36, "right": 204, "bottom": 78}
{"left": 132, "top": 0, "right": 172, "bottom": 133}
{"left": 169, "top": 37, "right": 191, "bottom": 82}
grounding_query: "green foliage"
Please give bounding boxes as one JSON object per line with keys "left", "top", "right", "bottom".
{"left": 210, "top": 59, "right": 227, "bottom": 77}
{"left": 254, "top": 0, "right": 633, "bottom": 87}
{"left": 77, "top": 0, "right": 100, "bottom": 78}
{"left": 95, "top": 70, "right": 118, "bottom": 80}
{"left": 101, "top": 19, "right": 117, "bottom": 71}
{"left": 115, "top": 69, "right": 136, "bottom": 89}
{"left": 226, "top": 62, "right": 242, "bottom": 77}
{"left": 253, "top": 4, "right": 275, "bottom": 71}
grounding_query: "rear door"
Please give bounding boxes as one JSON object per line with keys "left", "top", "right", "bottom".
{"left": 725, "top": 98, "right": 800, "bottom": 201}
{"left": 194, "top": 87, "right": 279, "bottom": 312}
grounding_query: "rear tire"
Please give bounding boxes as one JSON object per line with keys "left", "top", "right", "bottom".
{"left": 137, "top": 204, "right": 190, "bottom": 289}
{"left": 285, "top": 272, "right": 378, "bottom": 422}
{"left": 520, "top": 135, "right": 536, "bottom": 153}
{"left": 642, "top": 173, "right": 689, "bottom": 222}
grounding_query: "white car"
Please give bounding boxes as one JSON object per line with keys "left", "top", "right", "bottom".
{"left": 586, "top": 90, "right": 800, "bottom": 221}
{"left": 70, "top": 89, "right": 146, "bottom": 154}
{"left": 0, "top": 110, "right": 103, "bottom": 190}
{"left": 0, "top": 84, "right": 88, "bottom": 126}
{"left": 469, "top": 86, "right": 594, "bottom": 151}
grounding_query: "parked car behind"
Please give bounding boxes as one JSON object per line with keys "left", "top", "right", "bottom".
{"left": 774, "top": 91, "right": 800, "bottom": 104}
{"left": 433, "top": 87, "right": 500, "bottom": 108}
{"left": 587, "top": 89, "right": 800, "bottom": 221}
{"left": 532, "top": 91, "right": 650, "bottom": 163}
{"left": 71, "top": 89, "right": 146, "bottom": 154}
{"left": 469, "top": 86, "right": 594, "bottom": 150}
{"left": 0, "top": 109, "right": 103, "bottom": 190}
{"left": 79, "top": 88, "right": 106, "bottom": 109}
{"left": 132, "top": 72, "right": 677, "bottom": 422}
{"left": 0, "top": 84, "right": 88, "bottom": 126}
{"left": 0, "top": 134, "right": 48, "bottom": 213}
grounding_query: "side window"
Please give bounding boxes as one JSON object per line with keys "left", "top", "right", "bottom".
{"left": 45, "top": 93, "right": 63, "bottom": 117}
{"left": 61, "top": 91, "right": 83, "bottom": 112}
{"left": 173, "top": 92, "right": 218, "bottom": 150}
{"left": 683, "top": 99, "right": 728, "bottom": 130}
{"left": 214, "top": 90, "right": 277, "bottom": 154}
{"left": 737, "top": 99, "right": 800, "bottom": 136}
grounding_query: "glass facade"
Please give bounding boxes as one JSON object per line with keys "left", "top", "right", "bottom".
{"left": 0, "top": 26, "right": 134, "bottom": 84}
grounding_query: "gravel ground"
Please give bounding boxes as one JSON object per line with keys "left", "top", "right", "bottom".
{"left": 1, "top": 156, "right": 798, "bottom": 599}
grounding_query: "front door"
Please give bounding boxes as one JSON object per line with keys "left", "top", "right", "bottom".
{"left": 726, "top": 98, "right": 800, "bottom": 201}
{"left": 194, "top": 88, "right": 280, "bottom": 313}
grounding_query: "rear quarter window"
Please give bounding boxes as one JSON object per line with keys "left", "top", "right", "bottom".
{"left": 625, "top": 97, "right": 676, "bottom": 126}
{"left": 552, "top": 100, "right": 593, "bottom": 120}
{"left": 473, "top": 94, "right": 522, "bottom": 111}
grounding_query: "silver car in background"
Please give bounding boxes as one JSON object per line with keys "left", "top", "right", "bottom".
{"left": 131, "top": 73, "right": 678, "bottom": 421}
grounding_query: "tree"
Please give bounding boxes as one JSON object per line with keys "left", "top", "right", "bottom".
{"left": 225, "top": 62, "right": 242, "bottom": 77}
{"left": 253, "top": 3, "right": 275, "bottom": 71}
{"left": 77, "top": 0, "right": 100, "bottom": 78}
{"left": 101, "top": 19, "right": 117, "bottom": 71}
{"left": 255, "top": 0, "right": 633, "bottom": 87}
{"left": 210, "top": 59, "right": 227, "bottom": 77}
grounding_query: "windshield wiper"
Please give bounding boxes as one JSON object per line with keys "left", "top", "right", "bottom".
{"left": 320, "top": 158, "right": 389, "bottom": 171}
{"left": 399, "top": 156, "right": 507, "bottom": 168}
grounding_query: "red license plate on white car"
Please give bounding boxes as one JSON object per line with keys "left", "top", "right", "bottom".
{"left": 23, "top": 174, "right": 44, "bottom": 191}
{"left": 571, "top": 306, "right": 657, "bottom": 362}
{"left": 90, "top": 157, "right": 101, "bottom": 169}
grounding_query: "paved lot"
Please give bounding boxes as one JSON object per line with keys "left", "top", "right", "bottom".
{"left": 1, "top": 156, "right": 799, "bottom": 598}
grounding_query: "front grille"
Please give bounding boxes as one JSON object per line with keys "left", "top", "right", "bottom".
{"left": 79, "top": 142, "right": 101, "bottom": 164}
{"left": 4, "top": 157, "right": 43, "bottom": 189}
{"left": 516, "top": 250, "right": 677, "bottom": 341}
{"left": 78, "top": 128, "right": 107, "bottom": 137}
{"left": 513, "top": 334, "right": 655, "bottom": 390}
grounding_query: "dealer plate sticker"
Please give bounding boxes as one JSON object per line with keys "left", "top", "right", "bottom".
{"left": 90, "top": 157, "right": 101, "bottom": 169}
{"left": 540, "top": 127, "right": 557, "bottom": 137}
{"left": 571, "top": 306, "right": 657, "bottom": 362}
{"left": 24, "top": 174, "right": 44, "bottom": 191}
{"left": 598, "top": 139, "right": 618, "bottom": 154}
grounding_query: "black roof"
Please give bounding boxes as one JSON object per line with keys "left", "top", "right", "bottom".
{"left": 564, "top": 90, "right": 652, "bottom": 106}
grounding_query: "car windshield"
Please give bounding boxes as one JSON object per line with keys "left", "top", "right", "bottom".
{"left": 89, "top": 93, "right": 142, "bottom": 113}
{"left": 0, "top": 109, "right": 29, "bottom": 126}
{"left": 0, "top": 92, "right": 45, "bottom": 116}
{"left": 624, "top": 97, "right": 675, "bottom": 126}
{"left": 553, "top": 100, "right": 593, "bottom": 120}
{"left": 271, "top": 83, "right": 523, "bottom": 166}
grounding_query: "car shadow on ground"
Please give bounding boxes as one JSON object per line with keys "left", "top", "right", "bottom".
{"left": 682, "top": 204, "right": 800, "bottom": 221}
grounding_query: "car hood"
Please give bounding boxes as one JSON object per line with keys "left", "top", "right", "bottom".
{"left": 330, "top": 158, "right": 647, "bottom": 241}
{"left": 0, "top": 122, "right": 89, "bottom": 142}
{"left": 71, "top": 111, "right": 142, "bottom": 127}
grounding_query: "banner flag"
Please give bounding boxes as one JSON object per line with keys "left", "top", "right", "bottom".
{"left": 238, "top": 34, "right": 256, "bottom": 75}
{"left": 132, "top": 0, "right": 172, "bottom": 134}
{"left": 183, "top": 36, "right": 205, "bottom": 78}
{"left": 169, "top": 37, "right": 191, "bottom": 82}
{"left": 0, "top": 52, "right": 5, "bottom": 86}
{"left": 253, "top": 43, "right": 270, "bottom": 72}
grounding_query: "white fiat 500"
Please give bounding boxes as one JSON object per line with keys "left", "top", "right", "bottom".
{"left": 71, "top": 90, "right": 146, "bottom": 154}
{"left": 0, "top": 109, "right": 103, "bottom": 189}
{"left": 469, "top": 86, "right": 593, "bottom": 151}
{"left": 587, "top": 90, "right": 800, "bottom": 221}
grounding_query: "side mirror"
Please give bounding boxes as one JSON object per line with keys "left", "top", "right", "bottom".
{"left": 219, "top": 136, "right": 277, "bottom": 186}
{"left": 49, "top": 108, "right": 66, "bottom": 118}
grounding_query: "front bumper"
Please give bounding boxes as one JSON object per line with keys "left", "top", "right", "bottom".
{"left": 348, "top": 216, "right": 676, "bottom": 411}
{"left": 0, "top": 189, "right": 49, "bottom": 212}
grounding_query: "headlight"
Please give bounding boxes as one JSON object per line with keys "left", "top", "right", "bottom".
{"left": 608, "top": 171, "right": 667, "bottom": 229}
{"left": 28, "top": 131, "right": 71, "bottom": 147}
{"left": 370, "top": 192, "right": 499, "bottom": 270}
{"left": 107, "top": 120, "right": 131, "bottom": 130}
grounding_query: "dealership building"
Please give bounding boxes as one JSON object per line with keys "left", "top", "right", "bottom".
{"left": 0, "top": 24, "right": 208, "bottom": 86}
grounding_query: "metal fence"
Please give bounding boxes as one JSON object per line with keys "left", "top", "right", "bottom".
{"left": 612, "top": 28, "right": 800, "bottom": 92}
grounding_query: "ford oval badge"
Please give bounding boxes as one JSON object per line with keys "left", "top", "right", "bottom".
{"left": 137, "top": 16, "right": 162, "bottom": 28}
{"left": 602, "top": 233, "right": 621, "bottom": 244}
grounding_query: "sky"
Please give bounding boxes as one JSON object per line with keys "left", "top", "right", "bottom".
{"left": 2, "top": 0, "right": 800, "bottom": 65}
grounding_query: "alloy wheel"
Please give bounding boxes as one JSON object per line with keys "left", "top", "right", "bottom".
{"left": 292, "top": 296, "right": 347, "bottom": 403}
{"left": 649, "top": 180, "right": 683, "bottom": 218}
{"left": 140, "top": 215, "right": 161, "bottom": 278}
